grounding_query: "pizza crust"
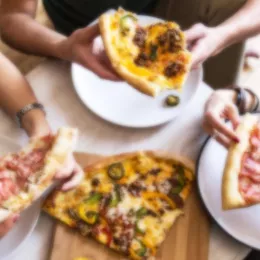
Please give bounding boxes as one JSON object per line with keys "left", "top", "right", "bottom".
{"left": 99, "top": 12, "right": 191, "bottom": 97}
{"left": 84, "top": 150, "right": 194, "bottom": 173}
{"left": 222, "top": 114, "right": 258, "bottom": 210}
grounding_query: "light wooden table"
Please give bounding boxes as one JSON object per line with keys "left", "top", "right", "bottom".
{"left": 0, "top": 60, "right": 250, "bottom": 260}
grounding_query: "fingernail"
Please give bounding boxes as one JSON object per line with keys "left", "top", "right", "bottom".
{"left": 13, "top": 215, "right": 19, "bottom": 223}
{"left": 234, "top": 137, "right": 240, "bottom": 143}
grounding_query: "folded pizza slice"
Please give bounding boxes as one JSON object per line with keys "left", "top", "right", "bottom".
{"left": 0, "top": 127, "right": 78, "bottom": 222}
{"left": 99, "top": 8, "right": 191, "bottom": 97}
{"left": 223, "top": 113, "right": 260, "bottom": 210}
{"left": 43, "top": 151, "right": 194, "bottom": 259}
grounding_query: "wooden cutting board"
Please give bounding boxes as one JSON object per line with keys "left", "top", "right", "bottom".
{"left": 49, "top": 152, "right": 210, "bottom": 260}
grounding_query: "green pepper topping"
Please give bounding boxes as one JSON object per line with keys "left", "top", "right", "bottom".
{"left": 108, "top": 163, "right": 125, "bottom": 180}
{"left": 120, "top": 14, "right": 137, "bottom": 33}
{"left": 171, "top": 185, "right": 183, "bottom": 194}
{"left": 84, "top": 193, "right": 102, "bottom": 204}
{"left": 109, "top": 184, "right": 121, "bottom": 207}
{"left": 173, "top": 165, "right": 186, "bottom": 187}
{"left": 135, "top": 221, "right": 145, "bottom": 235}
{"left": 135, "top": 241, "right": 147, "bottom": 257}
{"left": 165, "top": 95, "right": 180, "bottom": 107}
{"left": 174, "top": 165, "right": 185, "bottom": 176}
{"left": 136, "top": 207, "right": 147, "bottom": 218}
{"left": 85, "top": 211, "right": 99, "bottom": 225}
{"left": 150, "top": 44, "right": 158, "bottom": 61}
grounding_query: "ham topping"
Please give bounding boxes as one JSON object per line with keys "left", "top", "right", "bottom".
{"left": 239, "top": 123, "right": 260, "bottom": 201}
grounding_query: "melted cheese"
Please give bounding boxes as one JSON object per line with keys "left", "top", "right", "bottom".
{"left": 107, "top": 10, "right": 191, "bottom": 91}
{"left": 117, "top": 191, "right": 143, "bottom": 215}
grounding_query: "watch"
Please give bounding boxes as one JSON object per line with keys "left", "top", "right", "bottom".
{"left": 15, "top": 103, "right": 46, "bottom": 128}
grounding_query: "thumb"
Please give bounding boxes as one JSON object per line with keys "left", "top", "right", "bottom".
{"left": 190, "top": 43, "right": 207, "bottom": 69}
{"left": 185, "top": 23, "right": 207, "bottom": 43}
{"left": 226, "top": 104, "right": 240, "bottom": 129}
{"left": 81, "top": 23, "right": 100, "bottom": 41}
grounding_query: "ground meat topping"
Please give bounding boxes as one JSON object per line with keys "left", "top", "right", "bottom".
{"left": 164, "top": 62, "right": 184, "bottom": 77}
{"left": 128, "top": 181, "right": 144, "bottom": 196}
{"left": 134, "top": 53, "right": 149, "bottom": 67}
{"left": 133, "top": 27, "right": 147, "bottom": 48}
{"left": 148, "top": 168, "right": 161, "bottom": 176}
{"left": 91, "top": 178, "right": 100, "bottom": 187}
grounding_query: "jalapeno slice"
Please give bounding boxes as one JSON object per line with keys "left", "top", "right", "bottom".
{"left": 120, "top": 14, "right": 137, "bottom": 33}
{"left": 165, "top": 95, "right": 180, "bottom": 107}
{"left": 108, "top": 163, "right": 125, "bottom": 180}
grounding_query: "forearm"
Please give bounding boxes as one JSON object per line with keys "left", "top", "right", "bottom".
{"left": 0, "top": 13, "right": 66, "bottom": 59}
{"left": 0, "top": 53, "right": 50, "bottom": 137}
{"left": 216, "top": 0, "right": 260, "bottom": 49}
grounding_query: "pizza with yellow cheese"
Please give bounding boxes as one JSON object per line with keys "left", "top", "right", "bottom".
{"left": 99, "top": 8, "right": 191, "bottom": 97}
{"left": 43, "top": 151, "right": 194, "bottom": 259}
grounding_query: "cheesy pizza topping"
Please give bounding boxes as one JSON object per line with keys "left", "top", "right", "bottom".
{"left": 43, "top": 152, "right": 194, "bottom": 259}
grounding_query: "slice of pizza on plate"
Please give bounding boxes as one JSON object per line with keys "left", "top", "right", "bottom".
{"left": 43, "top": 151, "right": 194, "bottom": 260}
{"left": 99, "top": 8, "right": 191, "bottom": 97}
{"left": 0, "top": 127, "right": 78, "bottom": 222}
{"left": 223, "top": 113, "right": 260, "bottom": 210}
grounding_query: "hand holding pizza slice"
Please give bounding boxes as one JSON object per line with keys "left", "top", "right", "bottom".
{"left": 0, "top": 127, "right": 80, "bottom": 225}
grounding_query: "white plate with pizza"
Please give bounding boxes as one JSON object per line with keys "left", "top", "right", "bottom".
{"left": 0, "top": 135, "right": 41, "bottom": 259}
{"left": 71, "top": 10, "right": 202, "bottom": 128}
{"left": 198, "top": 114, "right": 260, "bottom": 250}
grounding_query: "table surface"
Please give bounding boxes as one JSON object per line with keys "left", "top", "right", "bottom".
{"left": 0, "top": 60, "right": 250, "bottom": 260}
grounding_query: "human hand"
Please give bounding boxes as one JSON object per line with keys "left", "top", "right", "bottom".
{"left": 59, "top": 23, "right": 120, "bottom": 81}
{"left": 185, "top": 24, "right": 227, "bottom": 69}
{"left": 203, "top": 90, "right": 240, "bottom": 148}
{"left": 0, "top": 214, "right": 19, "bottom": 238}
{"left": 55, "top": 153, "right": 84, "bottom": 191}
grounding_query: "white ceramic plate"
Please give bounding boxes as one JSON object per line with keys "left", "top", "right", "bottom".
{"left": 0, "top": 136, "right": 41, "bottom": 260}
{"left": 71, "top": 15, "right": 202, "bottom": 128}
{"left": 198, "top": 137, "right": 260, "bottom": 250}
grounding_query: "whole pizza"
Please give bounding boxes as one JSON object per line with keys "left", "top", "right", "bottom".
{"left": 44, "top": 151, "right": 194, "bottom": 259}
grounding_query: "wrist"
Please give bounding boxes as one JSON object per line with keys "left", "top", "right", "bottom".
{"left": 53, "top": 37, "right": 70, "bottom": 60}
{"left": 214, "top": 24, "right": 239, "bottom": 51}
{"left": 21, "top": 109, "right": 51, "bottom": 138}
{"left": 216, "top": 89, "right": 237, "bottom": 103}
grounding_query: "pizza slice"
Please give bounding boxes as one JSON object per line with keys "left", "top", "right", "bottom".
{"left": 99, "top": 8, "right": 191, "bottom": 97}
{"left": 0, "top": 127, "right": 78, "bottom": 222}
{"left": 43, "top": 151, "right": 194, "bottom": 259}
{"left": 223, "top": 113, "right": 260, "bottom": 210}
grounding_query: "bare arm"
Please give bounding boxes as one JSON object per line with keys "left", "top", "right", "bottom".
{"left": 185, "top": 0, "right": 260, "bottom": 68}
{"left": 0, "top": 52, "right": 50, "bottom": 137}
{"left": 0, "top": 0, "right": 119, "bottom": 80}
{"left": 0, "top": 0, "right": 66, "bottom": 58}
{"left": 219, "top": 0, "right": 260, "bottom": 47}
